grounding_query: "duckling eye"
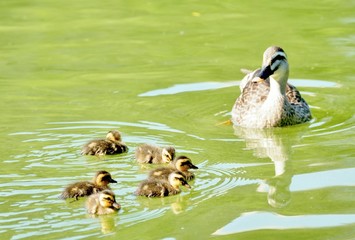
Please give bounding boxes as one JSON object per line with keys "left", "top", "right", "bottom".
{"left": 102, "top": 176, "right": 110, "bottom": 181}
{"left": 103, "top": 197, "right": 113, "bottom": 202}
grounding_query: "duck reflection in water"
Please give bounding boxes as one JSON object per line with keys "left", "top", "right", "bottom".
{"left": 87, "top": 211, "right": 117, "bottom": 234}
{"left": 136, "top": 192, "right": 190, "bottom": 215}
{"left": 234, "top": 126, "right": 294, "bottom": 208}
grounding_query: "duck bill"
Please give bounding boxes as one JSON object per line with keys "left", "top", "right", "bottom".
{"left": 110, "top": 179, "right": 118, "bottom": 183}
{"left": 190, "top": 164, "right": 199, "bottom": 169}
{"left": 257, "top": 65, "right": 273, "bottom": 80}
{"left": 183, "top": 182, "right": 191, "bottom": 189}
{"left": 112, "top": 202, "right": 121, "bottom": 210}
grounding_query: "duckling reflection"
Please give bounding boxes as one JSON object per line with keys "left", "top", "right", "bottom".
{"left": 170, "top": 194, "right": 190, "bottom": 214}
{"left": 148, "top": 155, "right": 198, "bottom": 181}
{"left": 98, "top": 214, "right": 116, "bottom": 234}
{"left": 81, "top": 130, "right": 128, "bottom": 155}
{"left": 234, "top": 126, "right": 294, "bottom": 208}
{"left": 136, "top": 190, "right": 190, "bottom": 215}
{"left": 135, "top": 144, "right": 175, "bottom": 164}
{"left": 59, "top": 170, "right": 117, "bottom": 200}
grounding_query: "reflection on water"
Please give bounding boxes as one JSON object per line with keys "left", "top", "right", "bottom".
{"left": 1, "top": 0, "right": 354, "bottom": 238}
{"left": 291, "top": 168, "right": 355, "bottom": 191}
{"left": 89, "top": 214, "right": 117, "bottom": 234}
{"left": 212, "top": 211, "right": 355, "bottom": 235}
{"left": 139, "top": 81, "right": 238, "bottom": 97}
{"left": 233, "top": 126, "right": 295, "bottom": 208}
{"left": 139, "top": 79, "right": 340, "bottom": 97}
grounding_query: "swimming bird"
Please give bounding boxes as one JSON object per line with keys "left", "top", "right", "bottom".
{"left": 148, "top": 156, "right": 198, "bottom": 181}
{"left": 135, "top": 144, "right": 175, "bottom": 164}
{"left": 59, "top": 170, "right": 117, "bottom": 200}
{"left": 135, "top": 171, "right": 190, "bottom": 197}
{"left": 231, "top": 46, "right": 311, "bottom": 128}
{"left": 86, "top": 189, "right": 121, "bottom": 215}
{"left": 81, "top": 130, "right": 128, "bottom": 155}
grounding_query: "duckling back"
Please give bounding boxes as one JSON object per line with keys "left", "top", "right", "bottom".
{"left": 135, "top": 144, "right": 175, "bottom": 164}
{"left": 59, "top": 170, "right": 117, "bottom": 200}
{"left": 59, "top": 181, "right": 103, "bottom": 200}
{"left": 86, "top": 190, "right": 121, "bottom": 215}
{"left": 81, "top": 139, "right": 128, "bottom": 155}
{"left": 149, "top": 168, "right": 195, "bottom": 182}
{"left": 148, "top": 156, "right": 198, "bottom": 181}
{"left": 136, "top": 171, "right": 190, "bottom": 197}
{"left": 148, "top": 166, "right": 176, "bottom": 181}
{"left": 81, "top": 130, "right": 128, "bottom": 155}
{"left": 135, "top": 178, "right": 179, "bottom": 197}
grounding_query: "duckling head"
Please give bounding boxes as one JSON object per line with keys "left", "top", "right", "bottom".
{"left": 161, "top": 147, "right": 175, "bottom": 163}
{"left": 99, "top": 190, "right": 121, "bottom": 210}
{"left": 168, "top": 172, "right": 191, "bottom": 190}
{"left": 94, "top": 170, "right": 117, "bottom": 187}
{"left": 106, "top": 130, "right": 122, "bottom": 142}
{"left": 256, "top": 46, "right": 289, "bottom": 93}
{"left": 174, "top": 156, "right": 198, "bottom": 172}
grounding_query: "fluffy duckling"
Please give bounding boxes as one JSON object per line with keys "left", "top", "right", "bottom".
{"left": 86, "top": 189, "right": 121, "bottom": 215}
{"left": 148, "top": 156, "right": 198, "bottom": 181}
{"left": 81, "top": 130, "right": 128, "bottom": 155}
{"left": 59, "top": 170, "right": 117, "bottom": 200}
{"left": 136, "top": 171, "right": 190, "bottom": 197}
{"left": 135, "top": 144, "right": 175, "bottom": 164}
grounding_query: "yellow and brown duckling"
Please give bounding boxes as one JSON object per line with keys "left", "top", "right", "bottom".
{"left": 135, "top": 144, "right": 175, "bottom": 164}
{"left": 86, "top": 189, "right": 121, "bottom": 215}
{"left": 136, "top": 171, "right": 191, "bottom": 197}
{"left": 148, "top": 156, "right": 198, "bottom": 181}
{"left": 59, "top": 170, "right": 117, "bottom": 200}
{"left": 81, "top": 130, "right": 128, "bottom": 155}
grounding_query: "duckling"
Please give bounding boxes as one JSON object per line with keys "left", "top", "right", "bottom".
{"left": 135, "top": 144, "right": 175, "bottom": 164}
{"left": 59, "top": 170, "right": 117, "bottom": 200}
{"left": 136, "top": 171, "right": 191, "bottom": 197}
{"left": 81, "top": 130, "right": 128, "bottom": 155}
{"left": 148, "top": 156, "right": 198, "bottom": 181}
{"left": 86, "top": 189, "right": 121, "bottom": 215}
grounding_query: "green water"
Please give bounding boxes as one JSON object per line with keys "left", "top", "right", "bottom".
{"left": 1, "top": 0, "right": 355, "bottom": 239}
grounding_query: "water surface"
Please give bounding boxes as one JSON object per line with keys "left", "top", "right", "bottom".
{"left": 1, "top": 0, "right": 355, "bottom": 239}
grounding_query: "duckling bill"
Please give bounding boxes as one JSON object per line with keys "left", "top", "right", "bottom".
{"left": 59, "top": 170, "right": 117, "bottom": 200}
{"left": 81, "top": 130, "right": 128, "bottom": 155}
{"left": 135, "top": 144, "right": 175, "bottom": 164}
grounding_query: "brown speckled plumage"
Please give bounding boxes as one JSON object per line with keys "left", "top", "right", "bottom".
{"left": 232, "top": 46, "right": 311, "bottom": 128}
{"left": 135, "top": 144, "right": 175, "bottom": 164}
{"left": 135, "top": 172, "right": 190, "bottom": 197}
{"left": 86, "top": 189, "right": 121, "bottom": 215}
{"left": 148, "top": 156, "right": 198, "bottom": 181}
{"left": 81, "top": 130, "right": 128, "bottom": 155}
{"left": 59, "top": 170, "right": 117, "bottom": 200}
